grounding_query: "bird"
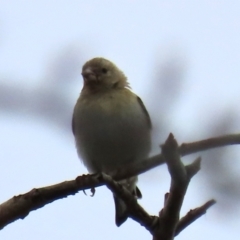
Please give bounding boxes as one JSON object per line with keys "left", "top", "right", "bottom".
{"left": 72, "top": 57, "right": 151, "bottom": 226}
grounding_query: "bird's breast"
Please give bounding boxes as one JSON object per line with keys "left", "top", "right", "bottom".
{"left": 73, "top": 89, "right": 151, "bottom": 173}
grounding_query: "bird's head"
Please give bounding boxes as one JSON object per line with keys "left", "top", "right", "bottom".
{"left": 81, "top": 58, "right": 129, "bottom": 91}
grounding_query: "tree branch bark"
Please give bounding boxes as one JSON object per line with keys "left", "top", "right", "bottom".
{"left": 175, "top": 199, "right": 216, "bottom": 236}
{"left": 1, "top": 133, "right": 239, "bottom": 231}
{"left": 152, "top": 134, "right": 200, "bottom": 240}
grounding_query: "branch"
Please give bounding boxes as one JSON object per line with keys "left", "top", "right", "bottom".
{"left": 103, "top": 173, "right": 158, "bottom": 231}
{"left": 111, "top": 133, "right": 240, "bottom": 181}
{"left": 0, "top": 133, "right": 239, "bottom": 230}
{"left": 180, "top": 133, "right": 240, "bottom": 156}
{"left": 152, "top": 134, "right": 201, "bottom": 240}
{"left": 175, "top": 199, "right": 216, "bottom": 236}
{"left": 0, "top": 174, "right": 104, "bottom": 229}
{"left": 104, "top": 134, "right": 215, "bottom": 238}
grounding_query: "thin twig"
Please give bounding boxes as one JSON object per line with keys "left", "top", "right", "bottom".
{"left": 0, "top": 133, "right": 239, "bottom": 230}
{"left": 180, "top": 134, "right": 240, "bottom": 156}
{"left": 175, "top": 199, "right": 216, "bottom": 236}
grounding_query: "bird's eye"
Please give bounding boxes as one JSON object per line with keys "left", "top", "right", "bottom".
{"left": 101, "top": 68, "right": 108, "bottom": 74}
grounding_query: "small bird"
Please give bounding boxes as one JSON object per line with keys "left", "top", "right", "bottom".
{"left": 72, "top": 57, "right": 151, "bottom": 226}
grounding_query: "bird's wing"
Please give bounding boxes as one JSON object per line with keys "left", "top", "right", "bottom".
{"left": 137, "top": 96, "right": 152, "bottom": 129}
{"left": 72, "top": 113, "right": 76, "bottom": 135}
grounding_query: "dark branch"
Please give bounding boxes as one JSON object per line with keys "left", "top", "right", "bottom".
{"left": 175, "top": 199, "right": 216, "bottom": 236}
{"left": 102, "top": 173, "right": 158, "bottom": 231}
{"left": 111, "top": 133, "right": 240, "bottom": 181}
{"left": 0, "top": 133, "right": 238, "bottom": 230}
{"left": 152, "top": 134, "right": 201, "bottom": 240}
{"left": 0, "top": 174, "right": 104, "bottom": 230}
{"left": 180, "top": 133, "right": 240, "bottom": 156}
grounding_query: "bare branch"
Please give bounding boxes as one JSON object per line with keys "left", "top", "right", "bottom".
{"left": 0, "top": 174, "right": 104, "bottom": 229}
{"left": 0, "top": 133, "right": 238, "bottom": 230}
{"left": 175, "top": 199, "right": 216, "bottom": 236}
{"left": 112, "top": 133, "right": 240, "bottom": 181}
{"left": 102, "top": 173, "right": 158, "bottom": 231}
{"left": 180, "top": 133, "right": 240, "bottom": 156}
{"left": 152, "top": 134, "right": 201, "bottom": 240}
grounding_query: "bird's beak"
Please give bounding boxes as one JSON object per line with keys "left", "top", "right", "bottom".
{"left": 81, "top": 68, "right": 97, "bottom": 83}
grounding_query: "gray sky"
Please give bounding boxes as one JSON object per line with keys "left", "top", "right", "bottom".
{"left": 1, "top": 1, "right": 240, "bottom": 239}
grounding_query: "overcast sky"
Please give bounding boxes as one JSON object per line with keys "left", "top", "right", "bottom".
{"left": 1, "top": 1, "right": 240, "bottom": 240}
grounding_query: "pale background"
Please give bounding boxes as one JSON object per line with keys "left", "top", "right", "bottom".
{"left": 1, "top": 1, "right": 240, "bottom": 239}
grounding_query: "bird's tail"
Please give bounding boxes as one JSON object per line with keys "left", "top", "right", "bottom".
{"left": 114, "top": 196, "right": 128, "bottom": 227}
{"left": 114, "top": 182, "right": 142, "bottom": 227}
